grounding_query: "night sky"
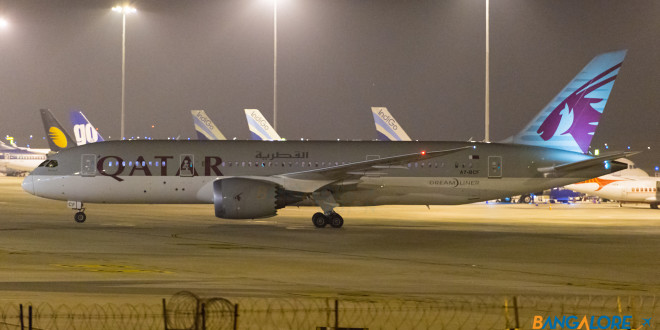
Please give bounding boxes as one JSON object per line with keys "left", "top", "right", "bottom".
{"left": 0, "top": 1, "right": 658, "bottom": 170}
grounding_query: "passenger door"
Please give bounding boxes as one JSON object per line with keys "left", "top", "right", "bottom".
{"left": 179, "top": 154, "right": 195, "bottom": 177}
{"left": 81, "top": 154, "right": 96, "bottom": 177}
{"left": 488, "top": 156, "right": 502, "bottom": 178}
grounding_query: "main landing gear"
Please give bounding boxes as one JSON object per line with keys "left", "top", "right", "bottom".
{"left": 312, "top": 212, "right": 344, "bottom": 228}
{"left": 68, "top": 201, "right": 86, "bottom": 223}
{"left": 311, "top": 189, "right": 343, "bottom": 228}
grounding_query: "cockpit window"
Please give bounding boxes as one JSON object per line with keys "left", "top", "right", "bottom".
{"left": 38, "top": 160, "right": 50, "bottom": 167}
{"left": 45, "top": 160, "right": 58, "bottom": 168}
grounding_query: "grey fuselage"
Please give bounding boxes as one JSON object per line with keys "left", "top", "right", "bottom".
{"left": 23, "top": 140, "right": 621, "bottom": 207}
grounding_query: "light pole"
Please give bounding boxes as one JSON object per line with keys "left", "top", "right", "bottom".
{"left": 484, "top": 0, "right": 490, "bottom": 142}
{"left": 112, "top": 5, "right": 136, "bottom": 140}
{"left": 272, "top": 0, "right": 278, "bottom": 131}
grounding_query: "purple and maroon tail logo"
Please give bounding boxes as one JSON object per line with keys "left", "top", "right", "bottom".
{"left": 537, "top": 62, "right": 622, "bottom": 154}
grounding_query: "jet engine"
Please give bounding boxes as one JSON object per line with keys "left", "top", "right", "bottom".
{"left": 213, "top": 178, "right": 302, "bottom": 219}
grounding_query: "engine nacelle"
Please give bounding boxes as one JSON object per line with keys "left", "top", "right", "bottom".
{"left": 213, "top": 178, "right": 284, "bottom": 219}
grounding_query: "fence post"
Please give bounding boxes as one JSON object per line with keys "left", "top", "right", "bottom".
{"left": 28, "top": 305, "right": 32, "bottom": 330}
{"left": 233, "top": 304, "right": 239, "bottom": 330}
{"left": 513, "top": 296, "right": 520, "bottom": 330}
{"left": 162, "top": 298, "right": 168, "bottom": 330}
{"left": 201, "top": 303, "right": 206, "bottom": 330}
{"left": 19, "top": 304, "right": 24, "bottom": 330}
{"left": 334, "top": 299, "right": 339, "bottom": 330}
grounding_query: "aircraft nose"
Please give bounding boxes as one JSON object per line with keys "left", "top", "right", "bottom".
{"left": 22, "top": 175, "right": 35, "bottom": 195}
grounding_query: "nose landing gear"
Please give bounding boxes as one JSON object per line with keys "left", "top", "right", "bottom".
{"left": 68, "top": 201, "right": 86, "bottom": 223}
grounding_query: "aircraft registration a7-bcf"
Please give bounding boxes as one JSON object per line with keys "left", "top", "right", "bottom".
{"left": 23, "top": 50, "right": 631, "bottom": 227}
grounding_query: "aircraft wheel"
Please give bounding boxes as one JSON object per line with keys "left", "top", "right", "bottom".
{"left": 522, "top": 195, "right": 532, "bottom": 204}
{"left": 328, "top": 213, "right": 344, "bottom": 228}
{"left": 651, "top": 203, "right": 659, "bottom": 210}
{"left": 74, "top": 212, "right": 86, "bottom": 223}
{"left": 312, "top": 212, "right": 327, "bottom": 228}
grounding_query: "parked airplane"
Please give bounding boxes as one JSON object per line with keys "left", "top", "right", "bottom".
{"left": 245, "top": 109, "right": 282, "bottom": 141}
{"left": 191, "top": 110, "right": 227, "bottom": 140}
{"left": 565, "top": 160, "right": 659, "bottom": 209}
{"left": 70, "top": 111, "right": 105, "bottom": 146}
{"left": 22, "top": 50, "right": 629, "bottom": 227}
{"left": 0, "top": 141, "right": 47, "bottom": 176}
{"left": 41, "top": 109, "right": 77, "bottom": 152}
{"left": 371, "top": 107, "right": 412, "bottom": 141}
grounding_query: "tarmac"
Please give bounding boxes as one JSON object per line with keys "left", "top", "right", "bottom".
{"left": 0, "top": 176, "right": 659, "bottom": 304}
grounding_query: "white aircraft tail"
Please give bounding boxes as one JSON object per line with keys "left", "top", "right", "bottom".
{"left": 191, "top": 110, "right": 226, "bottom": 140}
{"left": 371, "top": 107, "right": 412, "bottom": 141}
{"left": 244, "top": 109, "right": 281, "bottom": 141}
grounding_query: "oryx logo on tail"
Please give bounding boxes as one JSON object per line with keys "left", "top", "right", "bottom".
{"left": 537, "top": 62, "right": 622, "bottom": 154}
{"left": 508, "top": 50, "right": 626, "bottom": 154}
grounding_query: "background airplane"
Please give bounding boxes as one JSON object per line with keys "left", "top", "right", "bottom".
{"left": 371, "top": 107, "right": 412, "bottom": 141}
{"left": 191, "top": 110, "right": 227, "bottom": 140}
{"left": 0, "top": 141, "right": 47, "bottom": 176}
{"left": 566, "top": 159, "right": 659, "bottom": 209}
{"left": 22, "top": 51, "right": 630, "bottom": 227}
{"left": 244, "top": 109, "right": 282, "bottom": 141}
{"left": 70, "top": 111, "right": 105, "bottom": 146}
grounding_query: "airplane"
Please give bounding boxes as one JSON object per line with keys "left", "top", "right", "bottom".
{"left": 22, "top": 50, "right": 630, "bottom": 227}
{"left": 70, "top": 111, "right": 105, "bottom": 145}
{"left": 41, "top": 109, "right": 77, "bottom": 152}
{"left": 0, "top": 109, "right": 104, "bottom": 176}
{"left": 0, "top": 141, "right": 47, "bottom": 176}
{"left": 191, "top": 110, "right": 227, "bottom": 140}
{"left": 565, "top": 160, "right": 660, "bottom": 209}
{"left": 245, "top": 109, "right": 282, "bottom": 141}
{"left": 371, "top": 107, "right": 412, "bottom": 141}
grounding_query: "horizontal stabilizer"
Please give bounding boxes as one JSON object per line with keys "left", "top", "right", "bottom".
{"left": 537, "top": 151, "right": 639, "bottom": 175}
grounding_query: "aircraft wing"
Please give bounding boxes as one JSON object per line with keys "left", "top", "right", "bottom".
{"left": 273, "top": 146, "right": 470, "bottom": 192}
{"left": 212, "top": 146, "right": 471, "bottom": 193}
{"left": 537, "top": 151, "right": 639, "bottom": 175}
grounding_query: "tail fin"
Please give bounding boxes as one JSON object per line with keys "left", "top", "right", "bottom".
{"left": 510, "top": 50, "right": 626, "bottom": 154}
{"left": 40, "top": 109, "right": 76, "bottom": 151}
{"left": 191, "top": 110, "right": 226, "bottom": 140}
{"left": 70, "top": 111, "right": 105, "bottom": 146}
{"left": 371, "top": 107, "right": 412, "bottom": 141}
{"left": 244, "top": 109, "right": 282, "bottom": 141}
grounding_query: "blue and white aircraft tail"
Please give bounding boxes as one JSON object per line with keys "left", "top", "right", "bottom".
{"left": 509, "top": 50, "right": 626, "bottom": 154}
{"left": 371, "top": 107, "right": 412, "bottom": 141}
{"left": 244, "top": 109, "right": 282, "bottom": 141}
{"left": 70, "top": 111, "right": 105, "bottom": 146}
{"left": 191, "top": 110, "right": 227, "bottom": 140}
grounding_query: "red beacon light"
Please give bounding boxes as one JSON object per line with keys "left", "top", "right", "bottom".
{"left": 420, "top": 150, "right": 426, "bottom": 156}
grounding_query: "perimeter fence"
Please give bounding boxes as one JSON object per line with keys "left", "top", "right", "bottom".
{"left": 0, "top": 292, "right": 657, "bottom": 330}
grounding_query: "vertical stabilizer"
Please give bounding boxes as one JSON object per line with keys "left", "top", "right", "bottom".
{"left": 191, "top": 110, "right": 227, "bottom": 140}
{"left": 371, "top": 107, "right": 412, "bottom": 141}
{"left": 244, "top": 109, "right": 282, "bottom": 141}
{"left": 70, "top": 111, "right": 105, "bottom": 146}
{"left": 40, "top": 109, "right": 77, "bottom": 151}
{"left": 510, "top": 50, "right": 626, "bottom": 154}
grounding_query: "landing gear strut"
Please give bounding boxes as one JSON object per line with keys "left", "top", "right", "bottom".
{"left": 68, "top": 201, "right": 86, "bottom": 223}
{"left": 311, "top": 212, "right": 344, "bottom": 229}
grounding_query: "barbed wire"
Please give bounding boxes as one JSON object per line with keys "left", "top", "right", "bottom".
{"left": 0, "top": 293, "right": 657, "bottom": 330}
